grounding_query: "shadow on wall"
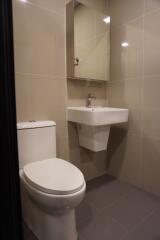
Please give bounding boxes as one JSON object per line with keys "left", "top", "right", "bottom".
{"left": 68, "top": 122, "right": 108, "bottom": 180}
{"left": 107, "top": 126, "right": 128, "bottom": 175}
{"left": 68, "top": 120, "right": 132, "bottom": 182}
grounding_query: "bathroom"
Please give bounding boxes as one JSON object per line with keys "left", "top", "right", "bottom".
{"left": 1, "top": 0, "right": 160, "bottom": 239}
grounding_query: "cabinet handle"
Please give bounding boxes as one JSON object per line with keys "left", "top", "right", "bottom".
{"left": 74, "top": 57, "right": 79, "bottom": 66}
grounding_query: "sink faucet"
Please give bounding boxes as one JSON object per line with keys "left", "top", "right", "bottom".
{"left": 86, "top": 93, "right": 96, "bottom": 108}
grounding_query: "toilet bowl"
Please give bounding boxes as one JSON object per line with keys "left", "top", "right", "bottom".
{"left": 17, "top": 121, "right": 86, "bottom": 240}
{"left": 20, "top": 158, "right": 86, "bottom": 240}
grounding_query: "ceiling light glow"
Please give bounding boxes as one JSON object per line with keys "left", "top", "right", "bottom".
{"left": 103, "top": 16, "right": 110, "bottom": 24}
{"left": 121, "top": 42, "right": 129, "bottom": 47}
{"left": 19, "top": 0, "right": 28, "bottom": 3}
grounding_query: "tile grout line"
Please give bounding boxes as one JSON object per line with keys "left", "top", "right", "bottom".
{"left": 119, "top": 210, "right": 155, "bottom": 239}
{"left": 107, "top": 73, "right": 160, "bottom": 84}
{"left": 88, "top": 194, "right": 127, "bottom": 214}
{"left": 15, "top": 71, "right": 66, "bottom": 79}
{"left": 15, "top": 0, "right": 65, "bottom": 17}
{"left": 111, "top": 5, "right": 160, "bottom": 29}
{"left": 139, "top": 0, "right": 145, "bottom": 190}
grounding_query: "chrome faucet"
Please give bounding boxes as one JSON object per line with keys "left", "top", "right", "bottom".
{"left": 86, "top": 93, "right": 96, "bottom": 108}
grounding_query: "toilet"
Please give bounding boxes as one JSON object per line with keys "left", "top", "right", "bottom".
{"left": 17, "top": 121, "right": 86, "bottom": 240}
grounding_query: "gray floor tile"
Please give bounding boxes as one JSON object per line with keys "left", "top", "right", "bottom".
{"left": 101, "top": 187, "right": 159, "bottom": 230}
{"left": 152, "top": 198, "right": 160, "bottom": 219}
{"left": 122, "top": 214, "right": 160, "bottom": 240}
{"left": 78, "top": 232, "right": 88, "bottom": 240}
{"left": 80, "top": 211, "right": 127, "bottom": 240}
{"left": 86, "top": 175, "right": 131, "bottom": 211}
{"left": 76, "top": 198, "right": 98, "bottom": 230}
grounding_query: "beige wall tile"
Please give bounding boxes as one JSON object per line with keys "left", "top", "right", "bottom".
{"left": 108, "top": 79, "right": 143, "bottom": 109}
{"left": 143, "top": 76, "right": 160, "bottom": 108}
{"left": 13, "top": 0, "right": 65, "bottom": 77}
{"left": 15, "top": 74, "right": 68, "bottom": 138}
{"left": 144, "top": 9, "right": 160, "bottom": 76}
{"left": 144, "top": 0, "right": 160, "bottom": 14}
{"left": 67, "top": 79, "right": 107, "bottom": 107}
{"left": 108, "top": 130, "right": 142, "bottom": 187}
{"left": 142, "top": 76, "right": 160, "bottom": 138}
{"left": 109, "top": 0, "right": 160, "bottom": 196}
{"left": 142, "top": 137, "right": 160, "bottom": 195}
{"left": 113, "top": 109, "right": 142, "bottom": 137}
{"left": 142, "top": 109, "right": 160, "bottom": 138}
{"left": 127, "top": 109, "right": 142, "bottom": 136}
{"left": 110, "top": 18, "right": 143, "bottom": 81}
{"left": 28, "top": 0, "right": 65, "bottom": 14}
{"left": 57, "top": 137, "right": 70, "bottom": 160}
{"left": 110, "top": 0, "right": 144, "bottom": 26}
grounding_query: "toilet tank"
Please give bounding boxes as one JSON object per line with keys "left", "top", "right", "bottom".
{"left": 17, "top": 121, "right": 56, "bottom": 169}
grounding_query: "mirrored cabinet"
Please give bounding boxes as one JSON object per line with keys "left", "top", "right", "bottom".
{"left": 66, "top": 0, "right": 110, "bottom": 81}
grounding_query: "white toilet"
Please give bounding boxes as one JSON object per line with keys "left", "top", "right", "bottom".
{"left": 17, "top": 121, "right": 86, "bottom": 240}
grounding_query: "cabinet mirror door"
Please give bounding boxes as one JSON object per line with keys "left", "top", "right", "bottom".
{"left": 66, "top": 0, "right": 110, "bottom": 81}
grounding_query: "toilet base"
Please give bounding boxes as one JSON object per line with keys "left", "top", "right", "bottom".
{"left": 21, "top": 187, "right": 78, "bottom": 240}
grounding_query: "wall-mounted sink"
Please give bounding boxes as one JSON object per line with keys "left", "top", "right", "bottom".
{"left": 67, "top": 107, "right": 128, "bottom": 126}
{"left": 67, "top": 107, "right": 129, "bottom": 152}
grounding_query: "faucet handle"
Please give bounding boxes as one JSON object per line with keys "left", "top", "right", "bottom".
{"left": 86, "top": 93, "right": 96, "bottom": 108}
{"left": 87, "top": 93, "right": 96, "bottom": 99}
{"left": 87, "top": 93, "right": 91, "bottom": 99}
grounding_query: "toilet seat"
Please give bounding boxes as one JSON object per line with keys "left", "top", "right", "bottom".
{"left": 23, "top": 158, "right": 85, "bottom": 195}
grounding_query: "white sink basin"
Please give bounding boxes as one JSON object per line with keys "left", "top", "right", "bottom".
{"left": 67, "top": 107, "right": 128, "bottom": 126}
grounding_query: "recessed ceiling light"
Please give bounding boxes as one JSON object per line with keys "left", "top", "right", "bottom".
{"left": 103, "top": 16, "right": 110, "bottom": 24}
{"left": 19, "top": 0, "right": 28, "bottom": 3}
{"left": 121, "top": 42, "right": 129, "bottom": 47}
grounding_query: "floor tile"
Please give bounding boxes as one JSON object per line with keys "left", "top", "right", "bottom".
{"left": 87, "top": 175, "right": 131, "bottom": 195}
{"left": 101, "top": 187, "right": 159, "bottom": 230}
{"left": 152, "top": 200, "right": 160, "bottom": 219}
{"left": 76, "top": 198, "right": 98, "bottom": 230}
{"left": 79, "top": 211, "right": 127, "bottom": 240}
{"left": 86, "top": 175, "right": 131, "bottom": 210}
{"left": 78, "top": 232, "right": 88, "bottom": 240}
{"left": 122, "top": 214, "right": 160, "bottom": 240}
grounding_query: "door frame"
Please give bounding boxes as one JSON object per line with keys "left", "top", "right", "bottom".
{"left": 0, "top": 0, "right": 23, "bottom": 239}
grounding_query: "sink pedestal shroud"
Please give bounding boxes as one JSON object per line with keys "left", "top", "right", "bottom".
{"left": 77, "top": 124, "right": 110, "bottom": 152}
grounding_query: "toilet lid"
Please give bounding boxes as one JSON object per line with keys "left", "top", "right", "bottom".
{"left": 23, "top": 158, "right": 85, "bottom": 195}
